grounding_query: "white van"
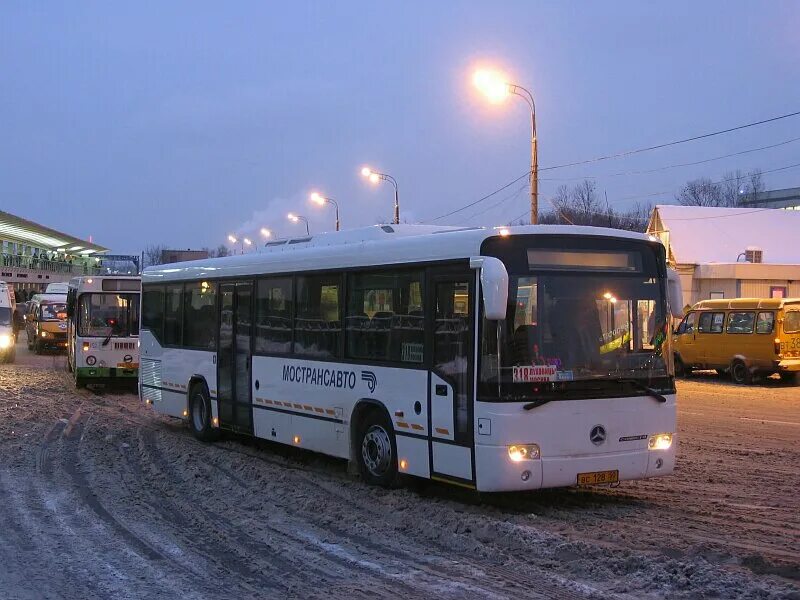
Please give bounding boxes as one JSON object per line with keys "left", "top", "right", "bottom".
{"left": 45, "top": 282, "right": 70, "bottom": 295}
{"left": 0, "top": 282, "right": 16, "bottom": 363}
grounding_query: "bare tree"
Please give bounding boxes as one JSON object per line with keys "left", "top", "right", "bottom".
{"left": 677, "top": 169, "right": 765, "bottom": 207}
{"left": 676, "top": 177, "right": 724, "bottom": 206}
{"left": 143, "top": 244, "right": 166, "bottom": 267}
{"left": 214, "top": 244, "right": 231, "bottom": 258}
{"left": 538, "top": 179, "right": 649, "bottom": 231}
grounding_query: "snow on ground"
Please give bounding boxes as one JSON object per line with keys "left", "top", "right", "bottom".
{"left": 0, "top": 338, "right": 798, "bottom": 599}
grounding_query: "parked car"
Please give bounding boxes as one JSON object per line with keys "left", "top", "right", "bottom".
{"left": 673, "top": 297, "right": 800, "bottom": 384}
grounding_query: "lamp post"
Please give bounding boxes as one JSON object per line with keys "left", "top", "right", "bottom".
{"left": 473, "top": 69, "right": 538, "bottom": 224}
{"left": 361, "top": 167, "right": 399, "bottom": 225}
{"left": 310, "top": 192, "right": 340, "bottom": 231}
{"left": 287, "top": 213, "right": 310, "bottom": 235}
{"left": 228, "top": 235, "right": 252, "bottom": 254}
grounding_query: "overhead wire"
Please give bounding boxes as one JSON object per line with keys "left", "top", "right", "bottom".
{"left": 426, "top": 109, "right": 800, "bottom": 223}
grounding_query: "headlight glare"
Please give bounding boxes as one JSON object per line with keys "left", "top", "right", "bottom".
{"left": 649, "top": 433, "right": 673, "bottom": 450}
{"left": 0, "top": 335, "right": 11, "bottom": 349}
{"left": 508, "top": 443, "right": 541, "bottom": 462}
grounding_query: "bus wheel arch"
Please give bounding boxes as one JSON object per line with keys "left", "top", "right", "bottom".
{"left": 188, "top": 378, "right": 219, "bottom": 442}
{"left": 350, "top": 399, "right": 399, "bottom": 487}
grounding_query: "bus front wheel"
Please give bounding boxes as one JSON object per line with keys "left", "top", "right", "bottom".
{"left": 189, "top": 384, "right": 219, "bottom": 443}
{"left": 357, "top": 411, "right": 399, "bottom": 488}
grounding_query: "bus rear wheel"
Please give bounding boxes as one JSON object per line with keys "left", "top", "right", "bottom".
{"left": 731, "top": 360, "right": 752, "bottom": 385}
{"left": 189, "top": 384, "right": 219, "bottom": 443}
{"left": 357, "top": 411, "right": 399, "bottom": 488}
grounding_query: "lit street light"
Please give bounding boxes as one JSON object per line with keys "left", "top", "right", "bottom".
{"left": 310, "top": 192, "right": 340, "bottom": 231}
{"left": 260, "top": 228, "right": 272, "bottom": 239}
{"left": 287, "top": 213, "right": 310, "bottom": 235}
{"left": 361, "top": 166, "right": 399, "bottom": 225}
{"left": 227, "top": 234, "right": 251, "bottom": 254}
{"left": 473, "top": 68, "right": 539, "bottom": 224}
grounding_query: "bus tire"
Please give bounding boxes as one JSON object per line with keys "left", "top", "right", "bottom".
{"left": 75, "top": 377, "right": 86, "bottom": 389}
{"left": 779, "top": 372, "right": 798, "bottom": 385}
{"left": 731, "top": 359, "right": 752, "bottom": 385}
{"left": 356, "top": 410, "right": 399, "bottom": 488}
{"left": 189, "top": 383, "right": 219, "bottom": 443}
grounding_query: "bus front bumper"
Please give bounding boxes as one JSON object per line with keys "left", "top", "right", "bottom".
{"left": 474, "top": 444, "right": 676, "bottom": 492}
{"left": 76, "top": 367, "right": 139, "bottom": 379}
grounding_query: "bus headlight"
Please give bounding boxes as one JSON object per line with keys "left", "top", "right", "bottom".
{"left": 648, "top": 433, "right": 673, "bottom": 450}
{"left": 0, "top": 335, "right": 11, "bottom": 349}
{"left": 40, "top": 331, "right": 48, "bottom": 338}
{"left": 508, "top": 444, "right": 541, "bottom": 462}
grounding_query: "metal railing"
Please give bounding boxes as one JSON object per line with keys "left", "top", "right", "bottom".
{"left": 0, "top": 252, "right": 101, "bottom": 275}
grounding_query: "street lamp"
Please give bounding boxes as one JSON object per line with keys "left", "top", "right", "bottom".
{"left": 473, "top": 68, "right": 538, "bottom": 224}
{"left": 227, "top": 234, "right": 251, "bottom": 254}
{"left": 361, "top": 166, "right": 399, "bottom": 225}
{"left": 310, "top": 192, "right": 340, "bottom": 231}
{"left": 260, "top": 228, "right": 272, "bottom": 239}
{"left": 287, "top": 213, "right": 310, "bottom": 235}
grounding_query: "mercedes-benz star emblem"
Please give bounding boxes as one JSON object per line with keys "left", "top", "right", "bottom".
{"left": 590, "top": 425, "right": 607, "bottom": 446}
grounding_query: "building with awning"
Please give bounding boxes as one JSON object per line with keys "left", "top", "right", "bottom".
{"left": 0, "top": 209, "right": 108, "bottom": 297}
{"left": 646, "top": 205, "right": 800, "bottom": 311}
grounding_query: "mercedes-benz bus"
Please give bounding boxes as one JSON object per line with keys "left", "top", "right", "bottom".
{"left": 66, "top": 276, "right": 141, "bottom": 388}
{"left": 140, "top": 225, "right": 682, "bottom": 492}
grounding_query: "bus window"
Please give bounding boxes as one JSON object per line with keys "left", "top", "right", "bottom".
{"left": 142, "top": 286, "right": 164, "bottom": 340}
{"left": 184, "top": 281, "right": 217, "bottom": 350}
{"left": 295, "top": 275, "right": 341, "bottom": 359}
{"left": 255, "top": 277, "right": 293, "bottom": 354}
{"left": 346, "top": 269, "right": 425, "bottom": 363}
{"left": 164, "top": 285, "right": 183, "bottom": 345}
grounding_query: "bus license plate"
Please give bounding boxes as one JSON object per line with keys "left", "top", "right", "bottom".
{"left": 117, "top": 362, "right": 139, "bottom": 369}
{"left": 577, "top": 470, "right": 619, "bottom": 485}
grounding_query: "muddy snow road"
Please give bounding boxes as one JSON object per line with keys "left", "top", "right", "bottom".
{"left": 0, "top": 342, "right": 798, "bottom": 599}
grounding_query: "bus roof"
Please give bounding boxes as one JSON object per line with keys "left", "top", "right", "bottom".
{"left": 692, "top": 298, "right": 800, "bottom": 310}
{"left": 142, "top": 224, "right": 656, "bottom": 284}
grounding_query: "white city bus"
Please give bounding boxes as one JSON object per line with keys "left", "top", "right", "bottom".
{"left": 140, "top": 225, "right": 681, "bottom": 492}
{"left": 66, "top": 276, "right": 141, "bottom": 388}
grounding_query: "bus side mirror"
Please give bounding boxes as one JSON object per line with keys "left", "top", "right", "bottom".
{"left": 470, "top": 256, "right": 508, "bottom": 321}
{"left": 667, "top": 269, "right": 683, "bottom": 319}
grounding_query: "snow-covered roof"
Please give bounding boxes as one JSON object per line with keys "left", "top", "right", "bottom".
{"left": 647, "top": 205, "right": 800, "bottom": 265}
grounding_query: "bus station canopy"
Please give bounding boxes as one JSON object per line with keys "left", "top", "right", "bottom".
{"left": 0, "top": 209, "right": 107, "bottom": 254}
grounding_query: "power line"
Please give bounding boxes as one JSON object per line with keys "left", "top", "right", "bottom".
{"left": 538, "top": 109, "right": 800, "bottom": 172}
{"left": 460, "top": 183, "right": 527, "bottom": 224}
{"left": 428, "top": 109, "right": 800, "bottom": 224}
{"left": 611, "top": 160, "right": 800, "bottom": 205}
{"left": 539, "top": 135, "right": 800, "bottom": 182}
{"left": 424, "top": 171, "right": 529, "bottom": 222}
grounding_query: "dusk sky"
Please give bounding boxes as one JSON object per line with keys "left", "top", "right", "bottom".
{"left": 2, "top": 2, "right": 799, "bottom": 254}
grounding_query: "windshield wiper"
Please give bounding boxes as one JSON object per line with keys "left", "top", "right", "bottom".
{"left": 615, "top": 378, "right": 667, "bottom": 403}
{"left": 523, "top": 398, "right": 552, "bottom": 411}
{"left": 102, "top": 333, "right": 113, "bottom": 347}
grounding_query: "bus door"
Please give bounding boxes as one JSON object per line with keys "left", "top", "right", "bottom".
{"left": 428, "top": 268, "right": 475, "bottom": 484}
{"left": 218, "top": 281, "right": 254, "bottom": 434}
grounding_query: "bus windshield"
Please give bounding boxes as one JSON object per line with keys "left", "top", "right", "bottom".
{"left": 78, "top": 293, "right": 140, "bottom": 337}
{"left": 0, "top": 307, "right": 10, "bottom": 327}
{"left": 41, "top": 303, "right": 67, "bottom": 321}
{"left": 479, "top": 236, "right": 672, "bottom": 402}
